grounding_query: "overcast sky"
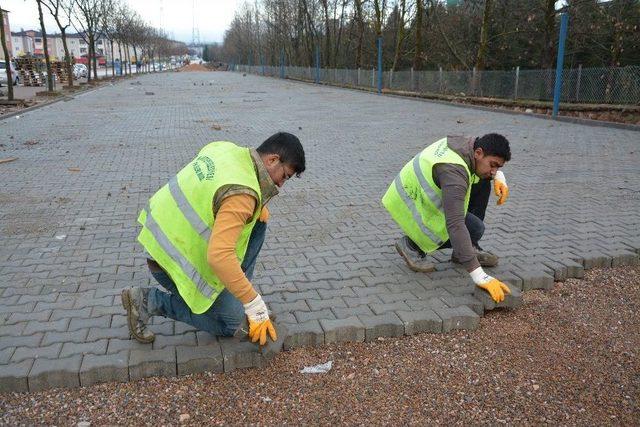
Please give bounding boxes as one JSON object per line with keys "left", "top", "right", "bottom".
{"left": 2, "top": 0, "right": 244, "bottom": 43}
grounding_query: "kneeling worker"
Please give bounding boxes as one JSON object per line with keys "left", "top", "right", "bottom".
{"left": 382, "top": 133, "right": 512, "bottom": 302}
{"left": 122, "top": 132, "right": 305, "bottom": 345}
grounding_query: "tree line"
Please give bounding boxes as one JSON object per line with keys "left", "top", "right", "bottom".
{"left": 1, "top": 0, "right": 188, "bottom": 100}
{"left": 219, "top": 0, "right": 640, "bottom": 72}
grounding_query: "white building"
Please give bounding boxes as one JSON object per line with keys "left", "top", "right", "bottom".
{"left": 10, "top": 30, "right": 135, "bottom": 65}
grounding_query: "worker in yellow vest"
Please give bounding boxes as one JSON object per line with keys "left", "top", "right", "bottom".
{"left": 121, "top": 132, "right": 305, "bottom": 345}
{"left": 382, "top": 134, "right": 511, "bottom": 302}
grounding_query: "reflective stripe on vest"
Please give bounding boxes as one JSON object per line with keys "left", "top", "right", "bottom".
{"left": 142, "top": 204, "right": 216, "bottom": 299}
{"left": 168, "top": 176, "right": 210, "bottom": 238}
{"left": 412, "top": 155, "right": 443, "bottom": 212}
{"left": 382, "top": 137, "right": 474, "bottom": 254}
{"left": 393, "top": 176, "right": 443, "bottom": 246}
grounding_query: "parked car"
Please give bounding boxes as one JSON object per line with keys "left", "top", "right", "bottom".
{"left": 73, "top": 63, "right": 88, "bottom": 79}
{"left": 0, "top": 60, "right": 20, "bottom": 86}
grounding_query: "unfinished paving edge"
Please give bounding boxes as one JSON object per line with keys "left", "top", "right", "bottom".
{"left": 1, "top": 248, "right": 637, "bottom": 393}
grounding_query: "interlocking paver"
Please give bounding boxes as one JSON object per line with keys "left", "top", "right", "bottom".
{"left": 28, "top": 355, "right": 82, "bottom": 391}
{"left": 129, "top": 348, "right": 176, "bottom": 380}
{"left": 80, "top": 350, "right": 129, "bottom": 387}
{"left": 0, "top": 71, "right": 637, "bottom": 392}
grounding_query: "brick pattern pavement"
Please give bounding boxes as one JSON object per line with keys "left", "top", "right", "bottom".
{"left": 1, "top": 72, "right": 638, "bottom": 392}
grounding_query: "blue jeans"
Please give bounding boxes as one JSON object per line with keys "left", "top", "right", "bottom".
{"left": 147, "top": 220, "right": 266, "bottom": 337}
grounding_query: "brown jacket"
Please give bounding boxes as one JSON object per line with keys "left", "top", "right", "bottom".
{"left": 432, "top": 136, "right": 480, "bottom": 272}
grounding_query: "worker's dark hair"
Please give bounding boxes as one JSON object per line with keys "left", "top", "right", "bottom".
{"left": 257, "top": 132, "right": 306, "bottom": 176}
{"left": 474, "top": 133, "right": 511, "bottom": 162}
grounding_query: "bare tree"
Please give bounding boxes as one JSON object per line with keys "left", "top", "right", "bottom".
{"left": 0, "top": 6, "right": 14, "bottom": 100}
{"left": 71, "top": 0, "right": 109, "bottom": 82}
{"left": 36, "top": 0, "right": 55, "bottom": 91}
{"left": 391, "top": 0, "right": 407, "bottom": 71}
{"left": 42, "top": 0, "right": 74, "bottom": 87}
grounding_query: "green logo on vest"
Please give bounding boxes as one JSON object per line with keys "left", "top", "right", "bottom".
{"left": 434, "top": 140, "right": 449, "bottom": 158}
{"left": 193, "top": 156, "right": 216, "bottom": 181}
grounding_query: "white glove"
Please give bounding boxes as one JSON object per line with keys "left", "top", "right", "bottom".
{"left": 494, "top": 170, "right": 506, "bottom": 186}
{"left": 470, "top": 266, "right": 493, "bottom": 285}
{"left": 243, "top": 294, "right": 270, "bottom": 322}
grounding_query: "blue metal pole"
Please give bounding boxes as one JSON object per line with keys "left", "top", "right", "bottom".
{"left": 377, "top": 37, "right": 383, "bottom": 94}
{"left": 552, "top": 13, "right": 569, "bottom": 118}
{"left": 261, "top": 53, "right": 265, "bottom": 76}
{"left": 315, "top": 45, "right": 320, "bottom": 84}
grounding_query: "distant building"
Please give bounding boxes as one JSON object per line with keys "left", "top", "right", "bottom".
{"left": 10, "top": 30, "right": 135, "bottom": 65}
{"left": 1, "top": 9, "right": 12, "bottom": 60}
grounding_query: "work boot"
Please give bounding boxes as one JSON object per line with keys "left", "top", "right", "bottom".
{"left": 451, "top": 245, "right": 499, "bottom": 267}
{"left": 395, "top": 237, "right": 435, "bottom": 273}
{"left": 121, "top": 287, "right": 155, "bottom": 343}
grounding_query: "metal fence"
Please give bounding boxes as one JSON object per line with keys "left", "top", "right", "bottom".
{"left": 233, "top": 64, "right": 640, "bottom": 105}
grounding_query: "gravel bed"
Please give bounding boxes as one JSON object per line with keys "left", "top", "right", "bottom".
{"left": 1, "top": 266, "right": 638, "bottom": 425}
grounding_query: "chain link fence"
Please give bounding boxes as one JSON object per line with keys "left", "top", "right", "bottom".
{"left": 234, "top": 64, "right": 640, "bottom": 105}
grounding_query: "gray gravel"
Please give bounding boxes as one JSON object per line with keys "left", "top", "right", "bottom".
{"left": 1, "top": 265, "right": 638, "bottom": 425}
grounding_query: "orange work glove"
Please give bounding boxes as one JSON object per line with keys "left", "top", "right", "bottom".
{"left": 493, "top": 171, "right": 509, "bottom": 205}
{"left": 243, "top": 294, "right": 277, "bottom": 345}
{"left": 259, "top": 206, "right": 270, "bottom": 222}
{"left": 470, "top": 267, "right": 511, "bottom": 303}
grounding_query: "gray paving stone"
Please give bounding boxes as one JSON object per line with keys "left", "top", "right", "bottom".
{"left": 11, "top": 343, "right": 63, "bottom": 363}
{"left": 582, "top": 251, "right": 613, "bottom": 269}
{"left": 294, "top": 308, "right": 335, "bottom": 323}
{"left": 23, "top": 318, "right": 70, "bottom": 336}
{"left": 369, "top": 301, "right": 411, "bottom": 315}
{"left": 609, "top": 249, "right": 639, "bottom": 267}
{"left": 514, "top": 270, "right": 555, "bottom": 291}
{"left": 60, "top": 339, "right": 108, "bottom": 358}
{"left": 332, "top": 304, "right": 374, "bottom": 319}
{"left": 396, "top": 309, "right": 443, "bottom": 334}
{"left": 219, "top": 337, "right": 264, "bottom": 372}
{"left": 177, "top": 344, "right": 224, "bottom": 376}
{"left": 41, "top": 329, "right": 89, "bottom": 346}
{"left": 358, "top": 312, "right": 405, "bottom": 342}
{"left": 440, "top": 295, "right": 484, "bottom": 316}
{"left": 87, "top": 325, "right": 130, "bottom": 341}
{"left": 320, "top": 317, "right": 365, "bottom": 344}
{"left": 79, "top": 350, "right": 129, "bottom": 387}
{"left": 28, "top": 355, "right": 82, "bottom": 391}
{"left": 317, "top": 287, "right": 357, "bottom": 299}
{"left": 307, "top": 297, "right": 347, "bottom": 311}
{"left": 0, "top": 347, "right": 15, "bottom": 364}
{"left": 129, "top": 348, "right": 176, "bottom": 380}
{"left": 153, "top": 332, "right": 197, "bottom": 349}
{"left": 0, "top": 359, "right": 34, "bottom": 393}
{"left": 434, "top": 306, "right": 480, "bottom": 332}
{"left": 107, "top": 338, "right": 151, "bottom": 354}
{"left": 556, "top": 258, "right": 585, "bottom": 279}
{"left": 283, "top": 320, "right": 324, "bottom": 350}
{"left": 0, "top": 334, "right": 44, "bottom": 351}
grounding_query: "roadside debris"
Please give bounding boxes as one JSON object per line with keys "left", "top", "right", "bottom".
{"left": 68, "top": 167, "right": 81, "bottom": 172}
{"left": 300, "top": 360, "right": 333, "bottom": 374}
{"left": 0, "top": 157, "right": 18, "bottom": 164}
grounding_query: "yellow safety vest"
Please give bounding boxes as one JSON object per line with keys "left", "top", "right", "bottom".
{"left": 137, "top": 141, "right": 262, "bottom": 314}
{"left": 382, "top": 137, "right": 478, "bottom": 253}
